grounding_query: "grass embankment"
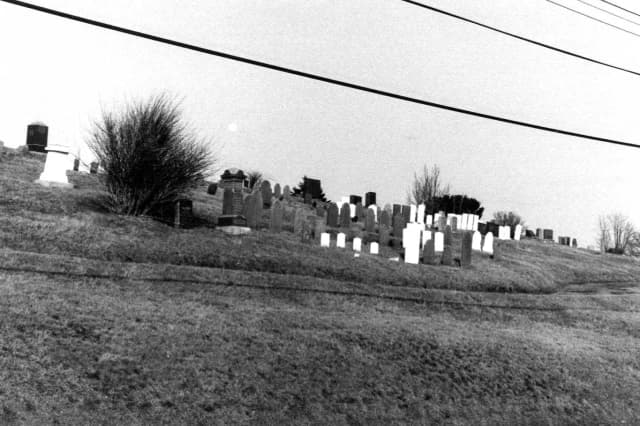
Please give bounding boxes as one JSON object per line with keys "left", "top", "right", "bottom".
{"left": 1, "top": 147, "right": 639, "bottom": 294}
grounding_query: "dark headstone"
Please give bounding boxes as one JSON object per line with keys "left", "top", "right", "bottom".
{"left": 270, "top": 200, "right": 283, "bottom": 232}
{"left": 365, "top": 192, "right": 376, "bottom": 207}
{"left": 73, "top": 158, "right": 79, "bottom": 172}
{"left": 441, "top": 245, "right": 453, "bottom": 266}
{"left": 438, "top": 215, "right": 446, "bottom": 231}
{"left": 478, "top": 222, "right": 487, "bottom": 235}
{"left": 444, "top": 225, "right": 452, "bottom": 246}
{"left": 273, "top": 183, "right": 281, "bottom": 199}
{"left": 525, "top": 229, "right": 535, "bottom": 238}
{"left": 26, "top": 123, "right": 48, "bottom": 152}
{"left": 487, "top": 222, "right": 499, "bottom": 236}
{"left": 152, "top": 199, "right": 194, "bottom": 228}
{"left": 260, "top": 181, "right": 272, "bottom": 208}
{"left": 355, "top": 202, "right": 365, "bottom": 222}
{"left": 327, "top": 203, "right": 339, "bottom": 227}
{"left": 423, "top": 239, "right": 436, "bottom": 265}
{"left": 222, "top": 188, "right": 234, "bottom": 215}
{"left": 245, "top": 195, "right": 258, "bottom": 228}
{"left": 392, "top": 204, "right": 402, "bottom": 218}
{"left": 401, "top": 205, "right": 411, "bottom": 224}
{"left": 380, "top": 210, "right": 391, "bottom": 227}
{"left": 379, "top": 226, "right": 391, "bottom": 247}
{"left": 349, "top": 195, "right": 362, "bottom": 205}
{"left": 572, "top": 238, "right": 578, "bottom": 248}
{"left": 451, "top": 216, "right": 458, "bottom": 232}
{"left": 207, "top": 182, "right": 218, "bottom": 195}
{"left": 461, "top": 232, "right": 472, "bottom": 267}
{"left": 365, "top": 209, "right": 375, "bottom": 233}
{"left": 303, "top": 177, "right": 323, "bottom": 200}
{"left": 543, "top": 229, "right": 554, "bottom": 241}
{"left": 283, "top": 185, "right": 291, "bottom": 200}
{"left": 536, "top": 228, "right": 543, "bottom": 239}
{"left": 339, "top": 204, "right": 351, "bottom": 228}
{"left": 89, "top": 162, "right": 99, "bottom": 174}
{"left": 316, "top": 205, "right": 325, "bottom": 217}
{"left": 392, "top": 214, "right": 405, "bottom": 238}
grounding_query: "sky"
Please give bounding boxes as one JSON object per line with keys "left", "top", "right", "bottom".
{"left": 1, "top": 0, "right": 640, "bottom": 247}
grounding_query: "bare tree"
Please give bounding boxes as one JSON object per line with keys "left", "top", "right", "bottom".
{"left": 246, "top": 170, "right": 263, "bottom": 191}
{"left": 493, "top": 211, "right": 525, "bottom": 228}
{"left": 597, "top": 213, "right": 637, "bottom": 255}
{"left": 407, "top": 165, "right": 450, "bottom": 208}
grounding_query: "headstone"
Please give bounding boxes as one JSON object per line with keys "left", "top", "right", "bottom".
{"left": 478, "top": 222, "right": 487, "bottom": 235}
{"left": 461, "top": 214, "right": 469, "bottom": 231}
{"left": 409, "top": 205, "right": 417, "bottom": 223}
{"left": 370, "top": 242, "right": 379, "bottom": 255}
{"left": 349, "top": 195, "right": 362, "bottom": 205}
{"left": 402, "top": 205, "right": 411, "bottom": 225}
{"left": 572, "top": 238, "right": 578, "bottom": 248}
{"left": 320, "top": 232, "right": 331, "bottom": 247}
{"left": 365, "top": 192, "right": 376, "bottom": 207}
{"left": 294, "top": 209, "right": 305, "bottom": 234}
{"left": 417, "top": 204, "right": 425, "bottom": 224}
{"left": 355, "top": 202, "right": 365, "bottom": 222}
{"left": 421, "top": 229, "right": 432, "bottom": 249}
{"left": 283, "top": 185, "right": 291, "bottom": 200}
{"left": 438, "top": 215, "right": 446, "bottom": 231}
{"left": 270, "top": 200, "right": 283, "bottom": 232}
{"left": 536, "top": 228, "right": 543, "bottom": 239}
{"left": 316, "top": 205, "right": 325, "bottom": 218}
{"left": 392, "top": 204, "right": 402, "bottom": 218}
{"left": 222, "top": 188, "right": 234, "bottom": 215}
{"left": 207, "top": 182, "right": 218, "bottom": 195}
{"left": 444, "top": 225, "right": 452, "bottom": 246}
{"left": 327, "top": 203, "right": 339, "bottom": 227}
{"left": 441, "top": 245, "right": 453, "bottom": 266}
{"left": 403, "top": 226, "right": 421, "bottom": 265}
{"left": 461, "top": 232, "right": 472, "bottom": 267}
{"left": 392, "top": 214, "right": 405, "bottom": 238}
{"left": 73, "top": 158, "right": 80, "bottom": 172}
{"left": 426, "top": 214, "right": 433, "bottom": 228}
{"left": 26, "top": 122, "right": 48, "bottom": 152}
{"left": 472, "top": 231, "right": 482, "bottom": 251}
{"left": 231, "top": 191, "right": 244, "bottom": 215}
{"left": 245, "top": 195, "right": 258, "bottom": 228}
{"left": 423, "top": 239, "right": 436, "bottom": 265}
{"left": 90, "top": 161, "right": 99, "bottom": 174}
{"left": 337, "top": 232, "right": 346, "bottom": 248}
{"left": 349, "top": 203, "right": 357, "bottom": 220}
{"left": 340, "top": 203, "right": 351, "bottom": 228}
{"left": 365, "top": 209, "right": 376, "bottom": 233}
{"left": 379, "top": 226, "right": 391, "bottom": 246}
{"left": 434, "top": 232, "right": 444, "bottom": 252}
{"left": 451, "top": 216, "right": 458, "bottom": 232}
{"left": 260, "top": 181, "right": 272, "bottom": 208}
{"left": 514, "top": 224, "right": 522, "bottom": 241}
{"left": 304, "top": 192, "right": 312, "bottom": 205}
{"left": 273, "top": 183, "right": 281, "bottom": 199}
{"left": 36, "top": 144, "right": 73, "bottom": 187}
{"left": 380, "top": 210, "right": 391, "bottom": 227}
{"left": 353, "top": 237, "right": 362, "bottom": 252}
{"left": 482, "top": 232, "right": 494, "bottom": 255}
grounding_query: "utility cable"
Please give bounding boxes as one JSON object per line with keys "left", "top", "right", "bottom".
{"left": 1, "top": 0, "right": 639, "bottom": 149}
{"left": 546, "top": 0, "right": 640, "bottom": 38}
{"left": 600, "top": 0, "right": 640, "bottom": 18}
{"left": 575, "top": 0, "right": 640, "bottom": 27}
{"left": 399, "top": 0, "right": 640, "bottom": 78}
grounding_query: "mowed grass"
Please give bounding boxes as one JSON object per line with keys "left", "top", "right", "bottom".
{"left": 1, "top": 146, "right": 640, "bottom": 424}
{"left": 1, "top": 147, "right": 639, "bottom": 294}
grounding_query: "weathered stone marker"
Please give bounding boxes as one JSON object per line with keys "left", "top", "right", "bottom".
{"left": 444, "top": 225, "right": 453, "bottom": 246}
{"left": 392, "top": 214, "right": 405, "bottom": 238}
{"left": 245, "top": 195, "right": 258, "bottom": 228}
{"left": 294, "top": 208, "right": 305, "bottom": 234}
{"left": 340, "top": 203, "right": 351, "bottom": 228}
{"left": 434, "top": 231, "right": 444, "bottom": 252}
{"left": 451, "top": 216, "right": 458, "bottom": 232}
{"left": 483, "top": 232, "right": 494, "bottom": 255}
{"left": 472, "top": 231, "right": 482, "bottom": 251}
{"left": 273, "top": 183, "right": 281, "bottom": 199}
{"left": 283, "top": 185, "right": 291, "bottom": 201}
{"left": 355, "top": 202, "right": 365, "bottom": 222}
{"left": 353, "top": 237, "right": 362, "bottom": 252}
{"left": 423, "top": 239, "right": 436, "bottom": 265}
{"left": 514, "top": 224, "right": 522, "bottom": 241}
{"left": 441, "top": 245, "right": 453, "bottom": 266}
{"left": 461, "top": 232, "right": 473, "bottom": 267}
{"left": 370, "top": 242, "right": 379, "bottom": 254}
{"left": 380, "top": 210, "right": 390, "bottom": 227}
{"left": 379, "top": 226, "right": 391, "bottom": 246}
{"left": 327, "top": 203, "right": 339, "bottom": 227}
{"left": 337, "top": 232, "right": 346, "bottom": 248}
{"left": 403, "top": 225, "right": 421, "bottom": 264}
{"left": 320, "top": 232, "right": 330, "bottom": 247}
{"left": 270, "top": 200, "right": 283, "bottom": 232}
{"left": 260, "top": 181, "right": 272, "bottom": 208}
{"left": 365, "top": 209, "right": 376, "bottom": 233}
{"left": 417, "top": 204, "right": 425, "bottom": 224}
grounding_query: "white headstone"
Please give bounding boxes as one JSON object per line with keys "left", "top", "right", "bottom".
{"left": 461, "top": 214, "right": 469, "bottom": 231}
{"left": 471, "top": 215, "right": 479, "bottom": 231}
{"left": 483, "top": 232, "right": 494, "bottom": 254}
{"left": 337, "top": 232, "right": 346, "bottom": 248}
{"left": 368, "top": 205, "right": 378, "bottom": 222}
{"left": 404, "top": 226, "right": 421, "bottom": 264}
{"left": 409, "top": 204, "right": 417, "bottom": 223}
{"left": 446, "top": 214, "right": 452, "bottom": 226}
{"left": 36, "top": 144, "right": 73, "bottom": 187}
{"left": 434, "top": 231, "right": 444, "bottom": 252}
{"left": 349, "top": 203, "right": 357, "bottom": 219}
{"left": 353, "top": 237, "right": 362, "bottom": 252}
{"left": 421, "top": 229, "right": 432, "bottom": 248}
{"left": 472, "top": 231, "right": 482, "bottom": 251}
{"left": 433, "top": 212, "right": 440, "bottom": 227}
{"left": 417, "top": 204, "right": 425, "bottom": 224}
{"left": 370, "top": 242, "right": 379, "bottom": 255}
{"left": 320, "top": 232, "right": 331, "bottom": 247}
{"left": 426, "top": 214, "right": 433, "bottom": 227}
{"left": 514, "top": 224, "right": 522, "bottom": 241}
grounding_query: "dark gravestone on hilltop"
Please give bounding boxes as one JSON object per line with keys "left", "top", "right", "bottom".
{"left": 273, "top": 183, "right": 281, "bottom": 199}
{"left": 294, "top": 209, "right": 305, "bottom": 235}
{"left": 26, "top": 123, "right": 48, "bottom": 152}
{"left": 222, "top": 188, "right": 234, "bottom": 215}
{"left": 207, "top": 182, "right": 218, "bottom": 195}
{"left": 572, "top": 238, "right": 578, "bottom": 248}
{"left": 379, "top": 226, "right": 391, "bottom": 246}
{"left": 380, "top": 210, "right": 390, "bottom": 227}
{"left": 451, "top": 216, "right": 458, "bottom": 232}
{"left": 339, "top": 204, "right": 351, "bottom": 228}
{"left": 245, "top": 195, "right": 258, "bottom": 228}
{"left": 365, "top": 209, "right": 375, "bottom": 233}
{"left": 444, "top": 225, "right": 452, "bottom": 246}
{"left": 90, "top": 161, "right": 99, "bottom": 174}
{"left": 260, "top": 181, "right": 272, "bottom": 208}
{"left": 327, "top": 203, "right": 339, "bottom": 227}
{"left": 441, "top": 245, "right": 453, "bottom": 266}
{"left": 536, "top": 228, "right": 543, "bottom": 239}
{"left": 270, "top": 200, "right": 283, "bottom": 232}
{"left": 393, "top": 204, "right": 402, "bottom": 218}
{"left": 402, "top": 205, "right": 411, "bottom": 224}
{"left": 355, "top": 202, "right": 365, "bottom": 222}
{"left": 283, "top": 185, "right": 291, "bottom": 201}
{"left": 543, "top": 229, "right": 554, "bottom": 241}
{"left": 461, "top": 232, "right": 473, "bottom": 267}
{"left": 73, "top": 158, "right": 79, "bottom": 172}
{"left": 365, "top": 192, "right": 376, "bottom": 207}
{"left": 349, "top": 195, "right": 362, "bottom": 205}
{"left": 303, "top": 177, "right": 323, "bottom": 201}
{"left": 392, "top": 214, "right": 405, "bottom": 238}
{"left": 423, "top": 239, "right": 436, "bottom": 265}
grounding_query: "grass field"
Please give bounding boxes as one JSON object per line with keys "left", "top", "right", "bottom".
{"left": 1, "top": 147, "right": 639, "bottom": 424}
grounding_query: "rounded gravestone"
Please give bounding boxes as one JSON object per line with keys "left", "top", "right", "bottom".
{"left": 444, "top": 225, "right": 452, "bottom": 246}
{"left": 270, "top": 200, "right": 283, "bottom": 232}
{"left": 283, "top": 185, "right": 291, "bottom": 201}
{"left": 423, "top": 239, "right": 436, "bottom": 265}
{"left": 379, "top": 225, "right": 391, "bottom": 247}
{"left": 355, "top": 202, "right": 365, "bottom": 222}
{"left": 207, "top": 182, "right": 218, "bottom": 195}
{"left": 245, "top": 194, "right": 257, "bottom": 228}
{"left": 380, "top": 210, "right": 390, "bottom": 228}
{"left": 461, "top": 231, "right": 473, "bottom": 267}
{"left": 252, "top": 192, "right": 263, "bottom": 228}
{"left": 339, "top": 204, "right": 351, "bottom": 228}
{"left": 260, "top": 181, "right": 272, "bottom": 208}
{"left": 441, "top": 245, "right": 453, "bottom": 266}
{"left": 273, "top": 183, "right": 281, "bottom": 199}
{"left": 365, "top": 209, "right": 375, "bottom": 233}
{"left": 327, "top": 203, "right": 339, "bottom": 227}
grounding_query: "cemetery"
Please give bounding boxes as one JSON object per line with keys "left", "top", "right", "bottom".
{"left": 0, "top": 137, "right": 639, "bottom": 424}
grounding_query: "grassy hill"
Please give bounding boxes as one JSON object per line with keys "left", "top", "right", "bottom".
{"left": 1, "top": 147, "right": 639, "bottom": 424}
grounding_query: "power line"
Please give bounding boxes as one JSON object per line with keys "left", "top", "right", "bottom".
{"left": 600, "top": 0, "right": 640, "bottom": 19}
{"left": 575, "top": 0, "right": 640, "bottom": 27}
{"left": 546, "top": 0, "right": 640, "bottom": 38}
{"left": 1, "top": 0, "right": 639, "bottom": 149}
{"left": 398, "top": 0, "right": 640, "bottom": 78}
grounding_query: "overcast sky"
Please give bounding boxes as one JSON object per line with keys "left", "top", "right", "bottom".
{"left": 2, "top": 0, "right": 640, "bottom": 247}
